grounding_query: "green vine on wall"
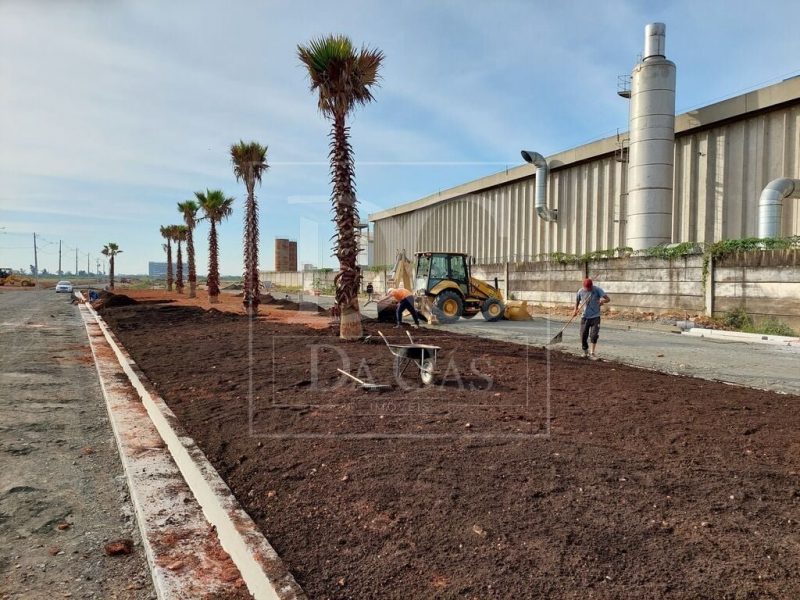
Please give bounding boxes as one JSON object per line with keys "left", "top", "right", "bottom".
{"left": 702, "top": 235, "right": 800, "bottom": 287}
{"left": 538, "top": 236, "right": 800, "bottom": 289}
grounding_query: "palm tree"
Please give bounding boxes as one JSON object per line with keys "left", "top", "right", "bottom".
{"left": 231, "top": 141, "right": 269, "bottom": 315}
{"left": 174, "top": 225, "right": 188, "bottom": 294}
{"left": 159, "top": 225, "right": 174, "bottom": 291}
{"left": 196, "top": 189, "right": 234, "bottom": 304}
{"left": 101, "top": 243, "right": 122, "bottom": 290}
{"left": 177, "top": 200, "right": 200, "bottom": 298}
{"left": 298, "top": 35, "right": 383, "bottom": 339}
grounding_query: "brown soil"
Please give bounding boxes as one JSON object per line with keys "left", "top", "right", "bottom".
{"left": 100, "top": 301, "right": 800, "bottom": 600}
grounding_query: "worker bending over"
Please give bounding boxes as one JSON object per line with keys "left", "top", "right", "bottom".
{"left": 380, "top": 287, "right": 420, "bottom": 329}
{"left": 574, "top": 278, "right": 610, "bottom": 360}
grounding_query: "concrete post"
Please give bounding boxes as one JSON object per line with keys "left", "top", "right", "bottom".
{"left": 705, "top": 256, "right": 715, "bottom": 317}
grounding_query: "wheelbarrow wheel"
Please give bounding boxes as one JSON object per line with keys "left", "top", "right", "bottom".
{"left": 420, "top": 358, "right": 436, "bottom": 385}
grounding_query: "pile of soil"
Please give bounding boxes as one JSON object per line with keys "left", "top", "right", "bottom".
{"left": 261, "top": 293, "right": 329, "bottom": 315}
{"left": 91, "top": 291, "right": 139, "bottom": 309}
{"left": 100, "top": 302, "right": 800, "bottom": 599}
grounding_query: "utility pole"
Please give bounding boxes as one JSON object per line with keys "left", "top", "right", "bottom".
{"left": 58, "top": 240, "right": 62, "bottom": 276}
{"left": 33, "top": 233, "right": 39, "bottom": 286}
{"left": 87, "top": 253, "right": 90, "bottom": 276}
{"left": 75, "top": 248, "right": 78, "bottom": 276}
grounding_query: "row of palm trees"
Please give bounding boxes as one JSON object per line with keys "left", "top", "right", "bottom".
{"left": 156, "top": 35, "right": 382, "bottom": 338}
{"left": 161, "top": 190, "right": 234, "bottom": 303}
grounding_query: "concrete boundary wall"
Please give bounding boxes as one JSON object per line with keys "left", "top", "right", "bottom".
{"left": 476, "top": 249, "right": 799, "bottom": 328}
{"left": 713, "top": 249, "right": 800, "bottom": 325}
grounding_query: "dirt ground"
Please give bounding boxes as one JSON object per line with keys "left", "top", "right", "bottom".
{"left": 100, "top": 296, "right": 800, "bottom": 599}
{"left": 0, "top": 289, "right": 154, "bottom": 599}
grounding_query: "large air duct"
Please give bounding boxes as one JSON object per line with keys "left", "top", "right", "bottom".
{"left": 758, "top": 178, "right": 800, "bottom": 238}
{"left": 521, "top": 150, "right": 557, "bottom": 221}
{"left": 626, "top": 23, "right": 676, "bottom": 250}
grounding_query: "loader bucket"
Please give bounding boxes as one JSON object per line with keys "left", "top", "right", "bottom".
{"left": 504, "top": 300, "right": 532, "bottom": 321}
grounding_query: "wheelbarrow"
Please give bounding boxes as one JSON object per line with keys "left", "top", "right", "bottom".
{"left": 377, "top": 330, "right": 440, "bottom": 385}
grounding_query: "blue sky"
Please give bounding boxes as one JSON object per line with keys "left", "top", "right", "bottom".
{"left": 1, "top": 0, "right": 799, "bottom": 275}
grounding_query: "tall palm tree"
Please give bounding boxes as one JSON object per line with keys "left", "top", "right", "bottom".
{"left": 159, "top": 225, "right": 174, "bottom": 291}
{"left": 174, "top": 225, "right": 188, "bottom": 294}
{"left": 177, "top": 200, "right": 200, "bottom": 298}
{"left": 231, "top": 140, "right": 269, "bottom": 315}
{"left": 298, "top": 35, "right": 383, "bottom": 339}
{"left": 101, "top": 243, "right": 122, "bottom": 290}
{"left": 196, "top": 189, "right": 234, "bottom": 304}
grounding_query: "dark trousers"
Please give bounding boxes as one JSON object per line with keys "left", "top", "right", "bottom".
{"left": 396, "top": 297, "right": 420, "bottom": 325}
{"left": 580, "top": 317, "right": 601, "bottom": 351}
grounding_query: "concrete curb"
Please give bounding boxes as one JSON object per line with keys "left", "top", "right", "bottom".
{"left": 683, "top": 327, "right": 800, "bottom": 346}
{"left": 79, "top": 295, "right": 305, "bottom": 600}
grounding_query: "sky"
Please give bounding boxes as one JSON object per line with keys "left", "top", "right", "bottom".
{"left": 1, "top": 0, "right": 800, "bottom": 276}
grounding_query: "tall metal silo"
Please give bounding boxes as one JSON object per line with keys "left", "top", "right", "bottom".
{"left": 626, "top": 23, "right": 677, "bottom": 250}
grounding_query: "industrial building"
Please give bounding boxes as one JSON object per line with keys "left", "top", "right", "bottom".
{"left": 148, "top": 261, "right": 178, "bottom": 278}
{"left": 274, "top": 238, "right": 298, "bottom": 272}
{"left": 369, "top": 24, "right": 800, "bottom": 265}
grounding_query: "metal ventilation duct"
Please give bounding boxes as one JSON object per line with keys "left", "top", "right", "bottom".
{"left": 521, "top": 150, "right": 558, "bottom": 221}
{"left": 626, "top": 22, "right": 676, "bottom": 250}
{"left": 757, "top": 178, "right": 800, "bottom": 238}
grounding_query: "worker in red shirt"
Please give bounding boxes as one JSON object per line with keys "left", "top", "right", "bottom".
{"left": 381, "top": 287, "right": 420, "bottom": 328}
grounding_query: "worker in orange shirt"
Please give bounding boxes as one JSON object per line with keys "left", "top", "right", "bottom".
{"left": 381, "top": 287, "right": 420, "bottom": 328}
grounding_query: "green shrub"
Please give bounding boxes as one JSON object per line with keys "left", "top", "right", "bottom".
{"left": 747, "top": 318, "right": 796, "bottom": 337}
{"left": 723, "top": 306, "right": 753, "bottom": 330}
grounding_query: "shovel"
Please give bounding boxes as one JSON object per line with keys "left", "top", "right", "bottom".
{"left": 549, "top": 295, "right": 591, "bottom": 345}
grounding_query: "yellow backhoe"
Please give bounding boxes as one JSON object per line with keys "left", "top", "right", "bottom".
{"left": 413, "top": 252, "right": 504, "bottom": 324}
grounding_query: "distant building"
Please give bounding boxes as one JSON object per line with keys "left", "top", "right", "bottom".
{"left": 275, "top": 239, "right": 298, "bottom": 272}
{"left": 148, "top": 261, "right": 179, "bottom": 278}
{"left": 355, "top": 223, "right": 373, "bottom": 267}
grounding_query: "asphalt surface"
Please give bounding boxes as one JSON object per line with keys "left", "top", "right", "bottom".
{"left": 288, "top": 292, "right": 800, "bottom": 395}
{"left": 0, "top": 289, "right": 154, "bottom": 599}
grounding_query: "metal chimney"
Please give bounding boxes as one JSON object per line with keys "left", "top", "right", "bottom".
{"left": 626, "top": 23, "right": 676, "bottom": 250}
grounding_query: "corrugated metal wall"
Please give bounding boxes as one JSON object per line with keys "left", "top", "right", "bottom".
{"left": 373, "top": 102, "right": 800, "bottom": 265}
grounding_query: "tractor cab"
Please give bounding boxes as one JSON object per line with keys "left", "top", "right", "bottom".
{"left": 414, "top": 252, "right": 470, "bottom": 296}
{"left": 413, "top": 252, "right": 504, "bottom": 324}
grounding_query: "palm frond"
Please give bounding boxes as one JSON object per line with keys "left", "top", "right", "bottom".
{"left": 298, "top": 34, "right": 384, "bottom": 118}
{"left": 230, "top": 140, "right": 269, "bottom": 186}
{"left": 197, "top": 188, "right": 235, "bottom": 223}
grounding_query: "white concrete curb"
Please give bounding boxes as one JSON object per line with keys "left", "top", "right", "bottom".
{"left": 682, "top": 327, "right": 800, "bottom": 346}
{"left": 79, "top": 294, "right": 305, "bottom": 600}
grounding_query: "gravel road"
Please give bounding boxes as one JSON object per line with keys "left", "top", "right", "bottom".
{"left": 0, "top": 289, "right": 154, "bottom": 599}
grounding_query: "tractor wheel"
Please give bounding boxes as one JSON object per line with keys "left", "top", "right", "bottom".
{"left": 432, "top": 290, "right": 463, "bottom": 324}
{"left": 481, "top": 297, "right": 504, "bottom": 322}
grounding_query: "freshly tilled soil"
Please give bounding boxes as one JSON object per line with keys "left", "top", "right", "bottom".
{"left": 101, "top": 302, "right": 800, "bottom": 599}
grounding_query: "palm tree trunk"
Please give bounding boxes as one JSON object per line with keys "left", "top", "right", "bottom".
{"left": 208, "top": 220, "right": 220, "bottom": 303}
{"left": 243, "top": 181, "right": 260, "bottom": 316}
{"left": 166, "top": 241, "right": 173, "bottom": 292}
{"left": 331, "top": 114, "right": 363, "bottom": 339}
{"left": 110, "top": 256, "right": 115, "bottom": 290}
{"left": 176, "top": 240, "right": 184, "bottom": 293}
{"left": 187, "top": 228, "right": 196, "bottom": 298}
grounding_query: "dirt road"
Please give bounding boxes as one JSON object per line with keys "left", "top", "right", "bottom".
{"left": 0, "top": 289, "right": 154, "bottom": 599}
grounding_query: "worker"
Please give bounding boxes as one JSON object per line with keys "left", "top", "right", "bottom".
{"left": 380, "top": 287, "right": 420, "bottom": 328}
{"left": 574, "top": 278, "right": 610, "bottom": 360}
{"left": 366, "top": 282, "right": 374, "bottom": 302}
